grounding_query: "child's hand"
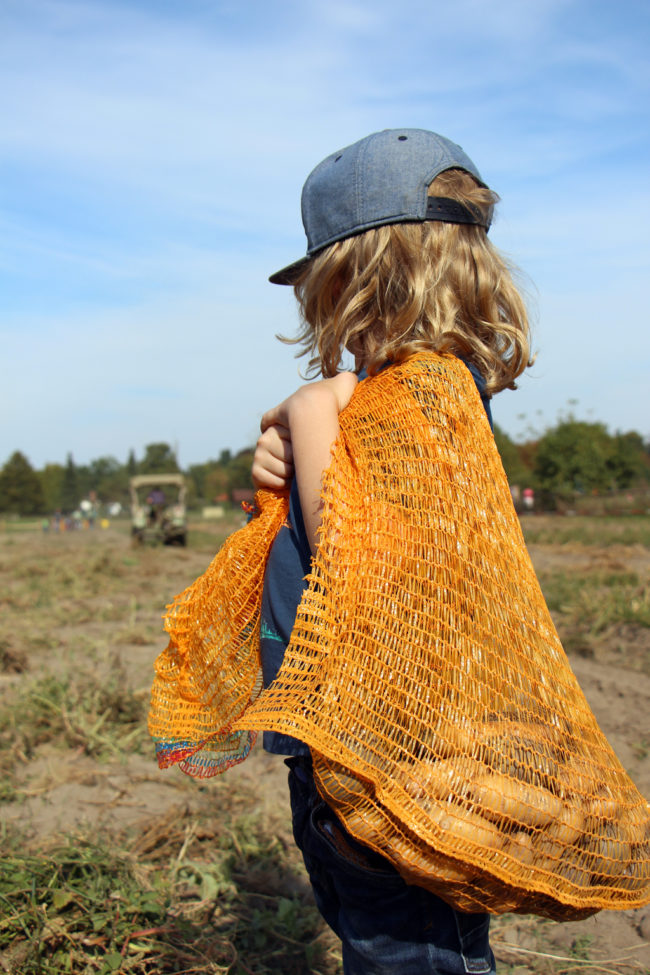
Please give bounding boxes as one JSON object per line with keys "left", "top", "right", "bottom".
{"left": 252, "top": 423, "right": 294, "bottom": 491}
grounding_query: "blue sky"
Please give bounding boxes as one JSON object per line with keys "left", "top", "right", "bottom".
{"left": 2, "top": 0, "right": 649, "bottom": 469}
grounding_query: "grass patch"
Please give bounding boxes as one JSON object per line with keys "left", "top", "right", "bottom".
{"left": 0, "top": 518, "right": 43, "bottom": 532}
{"left": 537, "top": 565, "right": 650, "bottom": 672}
{"left": 521, "top": 515, "right": 650, "bottom": 547}
{"left": 539, "top": 570, "right": 650, "bottom": 631}
{"left": 185, "top": 511, "right": 249, "bottom": 552}
{"left": 0, "top": 800, "right": 340, "bottom": 975}
{"left": 0, "top": 661, "right": 147, "bottom": 790}
{"left": 0, "top": 640, "right": 28, "bottom": 674}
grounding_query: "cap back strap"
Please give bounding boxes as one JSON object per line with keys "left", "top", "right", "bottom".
{"left": 425, "top": 196, "right": 490, "bottom": 230}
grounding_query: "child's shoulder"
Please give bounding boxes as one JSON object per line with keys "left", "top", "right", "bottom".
{"left": 360, "top": 352, "right": 476, "bottom": 391}
{"left": 349, "top": 352, "right": 493, "bottom": 431}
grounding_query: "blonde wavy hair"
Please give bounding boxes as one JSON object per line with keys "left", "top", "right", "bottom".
{"left": 283, "top": 169, "right": 532, "bottom": 394}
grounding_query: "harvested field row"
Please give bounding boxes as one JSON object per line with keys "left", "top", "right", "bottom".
{"left": 1, "top": 515, "right": 649, "bottom": 973}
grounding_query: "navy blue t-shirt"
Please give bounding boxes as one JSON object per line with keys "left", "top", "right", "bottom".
{"left": 260, "top": 357, "right": 493, "bottom": 756}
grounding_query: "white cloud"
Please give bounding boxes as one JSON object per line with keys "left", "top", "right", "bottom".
{"left": 1, "top": 0, "right": 648, "bottom": 468}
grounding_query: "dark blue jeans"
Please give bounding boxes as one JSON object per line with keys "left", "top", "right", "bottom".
{"left": 286, "top": 757, "right": 496, "bottom": 975}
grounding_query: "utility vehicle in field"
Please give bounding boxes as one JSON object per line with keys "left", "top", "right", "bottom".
{"left": 129, "top": 473, "right": 187, "bottom": 546}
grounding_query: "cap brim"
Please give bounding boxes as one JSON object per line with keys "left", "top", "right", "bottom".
{"left": 268, "top": 255, "right": 311, "bottom": 286}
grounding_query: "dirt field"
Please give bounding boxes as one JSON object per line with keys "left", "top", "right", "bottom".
{"left": 1, "top": 515, "right": 649, "bottom": 974}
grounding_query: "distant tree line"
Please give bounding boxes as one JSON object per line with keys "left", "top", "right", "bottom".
{"left": 1, "top": 419, "right": 649, "bottom": 517}
{"left": 0, "top": 442, "right": 255, "bottom": 516}
{"left": 494, "top": 419, "right": 649, "bottom": 508}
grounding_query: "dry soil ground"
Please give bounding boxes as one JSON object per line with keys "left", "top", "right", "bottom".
{"left": 1, "top": 515, "right": 649, "bottom": 974}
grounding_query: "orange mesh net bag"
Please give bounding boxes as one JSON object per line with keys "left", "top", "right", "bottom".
{"left": 149, "top": 353, "right": 650, "bottom": 920}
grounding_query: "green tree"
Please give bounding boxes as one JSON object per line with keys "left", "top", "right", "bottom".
{"left": 226, "top": 449, "right": 255, "bottom": 496}
{"left": 126, "top": 449, "right": 137, "bottom": 477}
{"left": 139, "top": 442, "right": 179, "bottom": 474}
{"left": 61, "top": 452, "right": 79, "bottom": 513}
{"left": 534, "top": 421, "right": 614, "bottom": 499}
{"left": 84, "top": 456, "right": 129, "bottom": 504}
{"left": 205, "top": 466, "right": 230, "bottom": 502}
{"left": 0, "top": 451, "right": 46, "bottom": 515}
{"left": 75, "top": 463, "right": 92, "bottom": 502}
{"left": 188, "top": 458, "right": 236, "bottom": 505}
{"left": 493, "top": 425, "right": 531, "bottom": 487}
{"left": 39, "top": 463, "right": 65, "bottom": 512}
{"left": 607, "top": 432, "right": 648, "bottom": 488}
{"left": 187, "top": 462, "right": 208, "bottom": 501}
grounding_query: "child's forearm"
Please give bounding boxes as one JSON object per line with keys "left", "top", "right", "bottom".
{"left": 260, "top": 373, "right": 357, "bottom": 552}
{"left": 286, "top": 384, "right": 345, "bottom": 553}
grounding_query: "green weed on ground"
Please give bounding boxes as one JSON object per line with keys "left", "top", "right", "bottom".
{"left": 489, "top": 914, "right": 649, "bottom": 975}
{"left": 537, "top": 566, "right": 650, "bottom": 671}
{"left": 520, "top": 515, "right": 650, "bottom": 547}
{"left": 186, "top": 512, "right": 250, "bottom": 555}
{"left": 0, "top": 797, "right": 341, "bottom": 975}
{"left": 539, "top": 570, "right": 650, "bottom": 630}
{"left": 0, "top": 663, "right": 147, "bottom": 801}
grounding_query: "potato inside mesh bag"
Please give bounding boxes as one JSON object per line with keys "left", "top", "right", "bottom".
{"left": 391, "top": 713, "right": 650, "bottom": 905}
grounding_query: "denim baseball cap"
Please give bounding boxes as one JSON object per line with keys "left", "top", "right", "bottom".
{"left": 269, "top": 128, "right": 489, "bottom": 285}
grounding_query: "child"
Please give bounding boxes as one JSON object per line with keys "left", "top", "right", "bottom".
{"left": 150, "top": 128, "right": 650, "bottom": 974}
{"left": 249, "top": 128, "right": 530, "bottom": 974}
